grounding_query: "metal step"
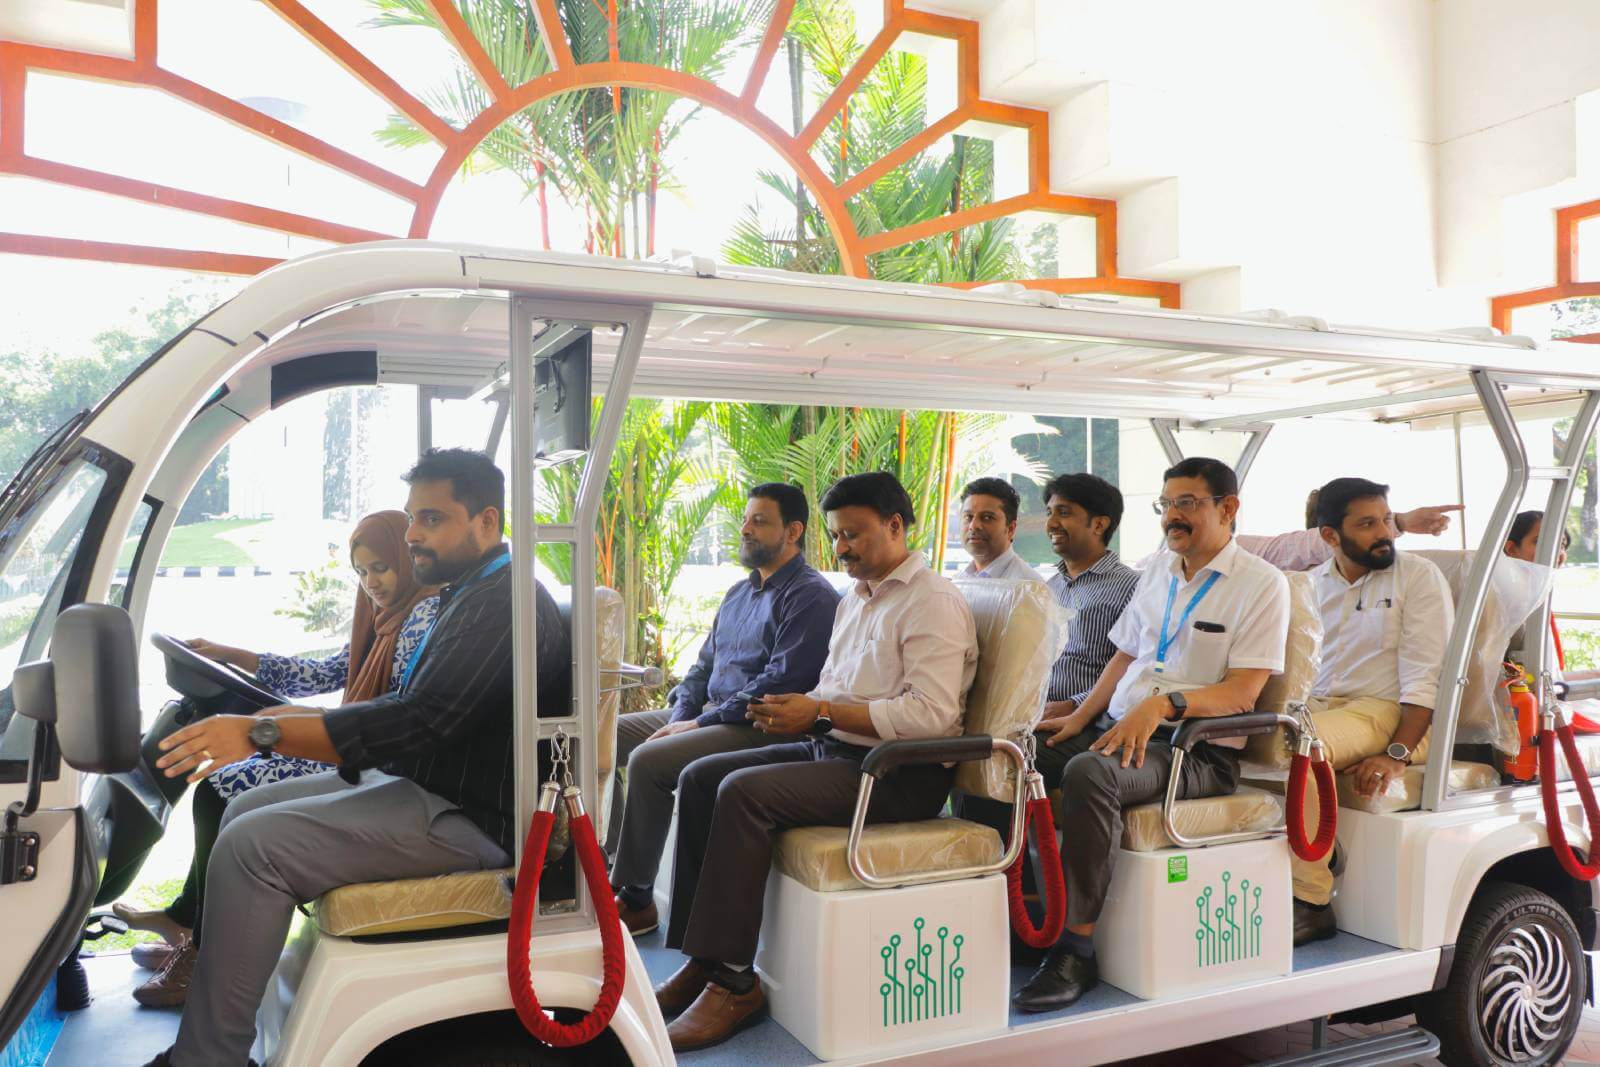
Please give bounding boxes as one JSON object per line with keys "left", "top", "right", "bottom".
{"left": 1251, "top": 1025, "right": 1439, "bottom": 1067}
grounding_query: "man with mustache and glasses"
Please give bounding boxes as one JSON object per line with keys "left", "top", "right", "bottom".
{"left": 609, "top": 483, "right": 840, "bottom": 937}
{"left": 958, "top": 476, "right": 1042, "bottom": 580}
{"left": 1290, "top": 477, "right": 1454, "bottom": 945}
{"left": 1014, "top": 456, "right": 1291, "bottom": 1012}
{"left": 655, "top": 472, "right": 977, "bottom": 1050}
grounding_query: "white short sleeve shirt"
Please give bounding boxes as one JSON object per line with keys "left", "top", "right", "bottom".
{"left": 1311, "top": 552, "right": 1454, "bottom": 708}
{"left": 962, "top": 546, "right": 1043, "bottom": 582}
{"left": 1107, "top": 539, "right": 1291, "bottom": 723}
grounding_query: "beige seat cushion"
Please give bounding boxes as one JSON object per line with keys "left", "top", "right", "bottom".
{"left": 774, "top": 819, "right": 1002, "bottom": 893}
{"left": 951, "top": 578, "right": 1066, "bottom": 802}
{"left": 316, "top": 868, "right": 513, "bottom": 937}
{"left": 1550, "top": 733, "right": 1600, "bottom": 783}
{"left": 1244, "top": 759, "right": 1500, "bottom": 814}
{"left": 1242, "top": 571, "right": 1323, "bottom": 768}
{"left": 1119, "top": 788, "right": 1284, "bottom": 852}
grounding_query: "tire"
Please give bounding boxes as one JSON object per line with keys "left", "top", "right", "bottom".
{"left": 361, "top": 1009, "right": 632, "bottom": 1067}
{"left": 1416, "top": 880, "right": 1585, "bottom": 1067}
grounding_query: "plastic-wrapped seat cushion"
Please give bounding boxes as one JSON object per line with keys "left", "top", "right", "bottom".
{"left": 950, "top": 578, "right": 1066, "bottom": 802}
{"left": 1244, "top": 760, "right": 1500, "bottom": 814}
{"left": 316, "top": 868, "right": 513, "bottom": 937}
{"left": 1550, "top": 732, "right": 1600, "bottom": 783}
{"left": 1119, "top": 788, "right": 1284, "bottom": 852}
{"left": 594, "top": 587, "right": 623, "bottom": 837}
{"left": 773, "top": 819, "right": 1002, "bottom": 893}
{"left": 1242, "top": 571, "right": 1322, "bottom": 770}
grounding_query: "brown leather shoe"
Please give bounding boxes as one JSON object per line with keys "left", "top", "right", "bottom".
{"left": 131, "top": 941, "right": 176, "bottom": 971}
{"left": 133, "top": 936, "right": 196, "bottom": 1008}
{"left": 654, "top": 958, "right": 713, "bottom": 1016}
{"left": 667, "top": 976, "right": 767, "bottom": 1052}
{"left": 615, "top": 895, "right": 658, "bottom": 937}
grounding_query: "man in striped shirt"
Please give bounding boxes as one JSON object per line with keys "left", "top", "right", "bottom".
{"left": 143, "top": 449, "right": 567, "bottom": 1067}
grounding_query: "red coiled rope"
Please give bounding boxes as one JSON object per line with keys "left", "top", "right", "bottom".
{"left": 1539, "top": 720, "right": 1600, "bottom": 881}
{"left": 507, "top": 803, "right": 628, "bottom": 1046}
{"left": 1285, "top": 752, "right": 1338, "bottom": 862}
{"left": 1006, "top": 796, "right": 1068, "bottom": 948}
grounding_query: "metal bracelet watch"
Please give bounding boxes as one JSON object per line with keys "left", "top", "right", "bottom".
{"left": 1384, "top": 741, "right": 1412, "bottom": 764}
{"left": 248, "top": 716, "right": 283, "bottom": 756}
{"left": 811, "top": 700, "right": 834, "bottom": 737}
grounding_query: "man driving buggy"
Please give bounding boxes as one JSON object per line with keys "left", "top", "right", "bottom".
{"left": 139, "top": 448, "right": 570, "bottom": 1067}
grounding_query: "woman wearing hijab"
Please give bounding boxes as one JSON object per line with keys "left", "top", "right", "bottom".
{"left": 113, "top": 510, "right": 439, "bottom": 1006}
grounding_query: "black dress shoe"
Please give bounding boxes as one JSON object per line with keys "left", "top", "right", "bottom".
{"left": 1013, "top": 944, "right": 1099, "bottom": 1013}
{"left": 142, "top": 1052, "right": 257, "bottom": 1067}
{"left": 1293, "top": 899, "right": 1338, "bottom": 946}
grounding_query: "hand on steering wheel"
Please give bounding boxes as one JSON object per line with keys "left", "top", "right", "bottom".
{"left": 151, "top": 632, "right": 283, "bottom": 709}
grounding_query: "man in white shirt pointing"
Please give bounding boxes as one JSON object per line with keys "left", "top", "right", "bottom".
{"left": 1292, "top": 477, "right": 1453, "bottom": 944}
{"left": 1015, "top": 456, "right": 1290, "bottom": 1012}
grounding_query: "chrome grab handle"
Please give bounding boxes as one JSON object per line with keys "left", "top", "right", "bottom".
{"left": 599, "top": 661, "right": 664, "bottom": 694}
{"left": 845, "top": 738, "right": 1030, "bottom": 890}
{"left": 1161, "top": 711, "right": 1311, "bottom": 849}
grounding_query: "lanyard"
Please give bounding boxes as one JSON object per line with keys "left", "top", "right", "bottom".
{"left": 1155, "top": 570, "right": 1221, "bottom": 672}
{"left": 399, "top": 551, "right": 511, "bottom": 692}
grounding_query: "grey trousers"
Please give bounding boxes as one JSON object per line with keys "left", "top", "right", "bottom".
{"left": 1036, "top": 724, "right": 1240, "bottom": 929}
{"left": 609, "top": 710, "right": 792, "bottom": 890}
{"left": 170, "top": 770, "right": 509, "bottom": 1067}
{"left": 666, "top": 739, "right": 954, "bottom": 966}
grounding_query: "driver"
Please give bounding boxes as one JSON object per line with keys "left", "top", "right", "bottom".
{"left": 113, "top": 510, "right": 439, "bottom": 1007}
{"left": 139, "top": 448, "right": 570, "bottom": 1067}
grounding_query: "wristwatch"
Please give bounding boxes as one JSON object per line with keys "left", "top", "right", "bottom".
{"left": 1166, "top": 691, "right": 1189, "bottom": 719}
{"left": 811, "top": 701, "right": 834, "bottom": 737}
{"left": 248, "top": 717, "right": 283, "bottom": 757}
{"left": 1385, "top": 741, "right": 1412, "bottom": 764}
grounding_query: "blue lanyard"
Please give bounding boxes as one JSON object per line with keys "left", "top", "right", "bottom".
{"left": 1155, "top": 570, "right": 1221, "bottom": 672}
{"left": 398, "top": 551, "right": 511, "bottom": 692}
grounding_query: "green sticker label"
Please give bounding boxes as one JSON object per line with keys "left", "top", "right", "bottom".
{"left": 1167, "top": 855, "right": 1188, "bottom": 883}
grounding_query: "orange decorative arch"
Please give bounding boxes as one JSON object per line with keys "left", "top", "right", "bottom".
{"left": 0, "top": 0, "right": 1179, "bottom": 306}
{"left": 1491, "top": 197, "right": 1600, "bottom": 340}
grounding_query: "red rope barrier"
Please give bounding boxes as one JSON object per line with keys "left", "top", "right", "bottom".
{"left": 506, "top": 804, "right": 629, "bottom": 1046}
{"left": 1539, "top": 721, "right": 1600, "bottom": 881}
{"left": 1006, "top": 796, "right": 1067, "bottom": 948}
{"left": 1285, "top": 752, "right": 1337, "bottom": 862}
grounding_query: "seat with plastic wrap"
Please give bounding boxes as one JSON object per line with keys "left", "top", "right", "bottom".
{"left": 312, "top": 587, "right": 624, "bottom": 939}
{"left": 752, "top": 578, "right": 1061, "bottom": 1060}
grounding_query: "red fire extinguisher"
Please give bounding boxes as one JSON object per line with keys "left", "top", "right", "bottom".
{"left": 1504, "top": 665, "right": 1539, "bottom": 783}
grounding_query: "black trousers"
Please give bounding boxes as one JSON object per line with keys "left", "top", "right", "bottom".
{"left": 666, "top": 737, "right": 955, "bottom": 966}
{"left": 957, "top": 723, "right": 1240, "bottom": 930}
{"left": 166, "top": 781, "right": 226, "bottom": 934}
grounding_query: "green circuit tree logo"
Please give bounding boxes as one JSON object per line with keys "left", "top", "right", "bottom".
{"left": 1195, "top": 870, "right": 1264, "bottom": 967}
{"left": 879, "top": 917, "right": 964, "bottom": 1027}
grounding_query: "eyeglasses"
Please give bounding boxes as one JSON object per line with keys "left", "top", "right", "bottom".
{"left": 1152, "top": 495, "right": 1224, "bottom": 515}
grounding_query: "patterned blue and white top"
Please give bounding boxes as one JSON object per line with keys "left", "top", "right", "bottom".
{"left": 208, "top": 596, "right": 439, "bottom": 802}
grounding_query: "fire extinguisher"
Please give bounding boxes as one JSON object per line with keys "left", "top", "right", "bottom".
{"left": 1504, "top": 665, "right": 1539, "bottom": 783}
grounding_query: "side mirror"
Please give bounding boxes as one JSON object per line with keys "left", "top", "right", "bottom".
{"left": 13, "top": 603, "right": 140, "bottom": 775}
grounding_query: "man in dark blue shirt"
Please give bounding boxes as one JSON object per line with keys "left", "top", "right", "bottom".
{"left": 610, "top": 483, "right": 839, "bottom": 935}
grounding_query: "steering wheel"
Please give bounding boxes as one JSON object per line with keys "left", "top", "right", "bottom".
{"left": 150, "top": 633, "right": 284, "bottom": 710}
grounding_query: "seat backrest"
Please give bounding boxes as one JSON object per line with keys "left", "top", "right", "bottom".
{"left": 1255, "top": 570, "right": 1322, "bottom": 714}
{"left": 951, "top": 578, "right": 1065, "bottom": 802}
{"left": 594, "top": 587, "right": 624, "bottom": 778}
{"left": 1410, "top": 549, "right": 1548, "bottom": 753}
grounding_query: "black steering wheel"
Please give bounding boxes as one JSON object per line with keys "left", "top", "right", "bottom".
{"left": 150, "top": 633, "right": 283, "bottom": 710}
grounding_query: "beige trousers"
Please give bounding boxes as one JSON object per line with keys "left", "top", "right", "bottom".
{"left": 1291, "top": 695, "right": 1430, "bottom": 904}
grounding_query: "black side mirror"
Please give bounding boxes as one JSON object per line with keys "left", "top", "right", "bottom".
{"left": 14, "top": 603, "right": 140, "bottom": 775}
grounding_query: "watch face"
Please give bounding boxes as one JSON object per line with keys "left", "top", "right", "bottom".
{"left": 812, "top": 716, "right": 833, "bottom": 737}
{"left": 1386, "top": 743, "right": 1408, "bottom": 762}
{"left": 249, "top": 718, "right": 282, "bottom": 748}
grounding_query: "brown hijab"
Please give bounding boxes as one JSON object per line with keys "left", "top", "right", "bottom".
{"left": 345, "top": 510, "right": 438, "bottom": 703}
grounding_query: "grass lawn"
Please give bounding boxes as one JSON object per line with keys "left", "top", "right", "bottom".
{"left": 118, "top": 518, "right": 266, "bottom": 569}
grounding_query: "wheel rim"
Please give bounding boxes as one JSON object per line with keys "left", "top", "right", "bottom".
{"left": 1478, "top": 921, "right": 1573, "bottom": 1062}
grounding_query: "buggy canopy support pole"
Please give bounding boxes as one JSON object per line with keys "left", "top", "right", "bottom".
{"left": 509, "top": 297, "right": 651, "bottom": 904}
{"left": 1526, "top": 391, "right": 1600, "bottom": 708}
{"left": 1423, "top": 370, "right": 1533, "bottom": 811}
{"left": 1148, "top": 419, "right": 1272, "bottom": 488}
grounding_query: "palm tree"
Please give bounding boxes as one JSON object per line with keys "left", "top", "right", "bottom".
{"left": 711, "top": 404, "right": 1052, "bottom": 570}
{"left": 371, "top": 0, "right": 770, "bottom": 255}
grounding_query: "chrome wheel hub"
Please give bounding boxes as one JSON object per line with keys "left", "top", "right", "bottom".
{"left": 1479, "top": 922, "right": 1571, "bottom": 1062}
